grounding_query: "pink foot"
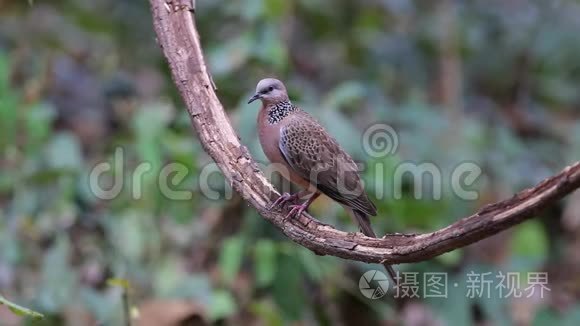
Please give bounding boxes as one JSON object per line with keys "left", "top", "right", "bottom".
{"left": 271, "top": 192, "right": 300, "bottom": 209}
{"left": 285, "top": 203, "right": 309, "bottom": 219}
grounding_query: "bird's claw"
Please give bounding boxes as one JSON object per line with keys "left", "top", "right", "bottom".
{"left": 271, "top": 192, "right": 299, "bottom": 209}
{"left": 285, "top": 204, "right": 308, "bottom": 219}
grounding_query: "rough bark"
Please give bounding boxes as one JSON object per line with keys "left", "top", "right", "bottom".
{"left": 149, "top": 0, "right": 580, "bottom": 265}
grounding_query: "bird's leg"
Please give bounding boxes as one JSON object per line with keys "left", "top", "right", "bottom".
{"left": 286, "top": 192, "right": 321, "bottom": 219}
{"left": 271, "top": 190, "right": 308, "bottom": 209}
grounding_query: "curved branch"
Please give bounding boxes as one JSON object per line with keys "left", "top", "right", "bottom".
{"left": 149, "top": 1, "right": 580, "bottom": 264}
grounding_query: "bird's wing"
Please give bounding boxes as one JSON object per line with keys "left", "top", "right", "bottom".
{"left": 278, "top": 114, "right": 377, "bottom": 216}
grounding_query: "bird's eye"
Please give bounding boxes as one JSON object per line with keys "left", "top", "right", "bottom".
{"left": 268, "top": 86, "right": 274, "bottom": 92}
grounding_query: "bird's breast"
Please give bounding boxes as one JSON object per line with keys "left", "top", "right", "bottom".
{"left": 257, "top": 109, "right": 311, "bottom": 189}
{"left": 257, "top": 107, "right": 284, "bottom": 165}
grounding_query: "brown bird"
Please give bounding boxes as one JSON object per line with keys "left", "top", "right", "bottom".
{"left": 248, "top": 78, "right": 397, "bottom": 282}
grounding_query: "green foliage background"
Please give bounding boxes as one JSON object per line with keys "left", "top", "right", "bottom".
{"left": 0, "top": 0, "right": 579, "bottom": 325}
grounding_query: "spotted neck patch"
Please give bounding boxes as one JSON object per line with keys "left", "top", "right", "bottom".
{"left": 267, "top": 100, "right": 297, "bottom": 124}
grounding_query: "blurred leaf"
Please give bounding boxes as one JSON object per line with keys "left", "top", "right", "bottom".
{"left": 177, "top": 277, "right": 212, "bottom": 302}
{"left": 209, "top": 290, "right": 237, "bottom": 321}
{"left": 297, "top": 247, "right": 323, "bottom": 281}
{"left": 0, "top": 54, "right": 18, "bottom": 148}
{"left": 254, "top": 239, "right": 277, "bottom": 287}
{"left": 264, "top": 0, "right": 291, "bottom": 18}
{"left": 38, "top": 236, "right": 77, "bottom": 312}
{"left": 249, "top": 300, "right": 284, "bottom": 326}
{"left": 0, "top": 294, "right": 44, "bottom": 320}
{"left": 107, "top": 278, "right": 131, "bottom": 290}
{"left": 389, "top": 197, "right": 451, "bottom": 230}
{"left": 80, "top": 287, "right": 123, "bottom": 324}
{"left": 219, "top": 236, "right": 245, "bottom": 285}
{"left": 479, "top": 293, "right": 511, "bottom": 326}
{"left": 252, "top": 25, "right": 288, "bottom": 69}
{"left": 209, "top": 33, "right": 253, "bottom": 76}
{"left": 533, "top": 305, "right": 580, "bottom": 325}
{"left": 133, "top": 102, "right": 174, "bottom": 139}
{"left": 108, "top": 211, "right": 148, "bottom": 263}
{"left": 25, "top": 103, "right": 55, "bottom": 153}
{"left": 323, "top": 81, "right": 366, "bottom": 109}
{"left": 427, "top": 274, "right": 470, "bottom": 325}
{"left": 133, "top": 103, "right": 174, "bottom": 178}
{"left": 153, "top": 256, "right": 187, "bottom": 297}
{"left": 237, "top": 0, "right": 264, "bottom": 21}
{"left": 435, "top": 249, "right": 463, "bottom": 266}
{"left": 272, "top": 253, "right": 305, "bottom": 320}
{"left": 0, "top": 224, "right": 21, "bottom": 263}
{"left": 45, "top": 132, "right": 83, "bottom": 171}
{"left": 511, "top": 221, "right": 548, "bottom": 260}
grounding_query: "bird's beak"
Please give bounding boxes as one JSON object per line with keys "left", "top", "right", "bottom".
{"left": 247, "top": 93, "right": 261, "bottom": 104}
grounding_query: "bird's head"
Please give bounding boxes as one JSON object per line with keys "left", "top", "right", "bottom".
{"left": 247, "top": 78, "right": 289, "bottom": 105}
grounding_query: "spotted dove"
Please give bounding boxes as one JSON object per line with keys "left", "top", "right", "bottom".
{"left": 248, "top": 78, "right": 397, "bottom": 282}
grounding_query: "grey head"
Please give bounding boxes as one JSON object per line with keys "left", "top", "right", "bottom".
{"left": 247, "top": 78, "right": 289, "bottom": 105}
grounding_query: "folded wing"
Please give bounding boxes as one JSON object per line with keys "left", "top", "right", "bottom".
{"left": 278, "top": 114, "right": 377, "bottom": 216}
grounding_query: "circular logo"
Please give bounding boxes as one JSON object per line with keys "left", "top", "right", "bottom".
{"left": 359, "top": 270, "right": 390, "bottom": 299}
{"left": 362, "top": 123, "right": 399, "bottom": 158}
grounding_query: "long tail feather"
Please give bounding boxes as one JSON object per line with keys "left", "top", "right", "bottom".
{"left": 350, "top": 208, "right": 398, "bottom": 286}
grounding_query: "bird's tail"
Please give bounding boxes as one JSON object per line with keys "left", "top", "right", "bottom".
{"left": 349, "top": 208, "right": 398, "bottom": 285}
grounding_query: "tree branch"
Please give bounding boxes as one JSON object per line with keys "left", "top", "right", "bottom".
{"left": 149, "top": 0, "right": 580, "bottom": 265}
